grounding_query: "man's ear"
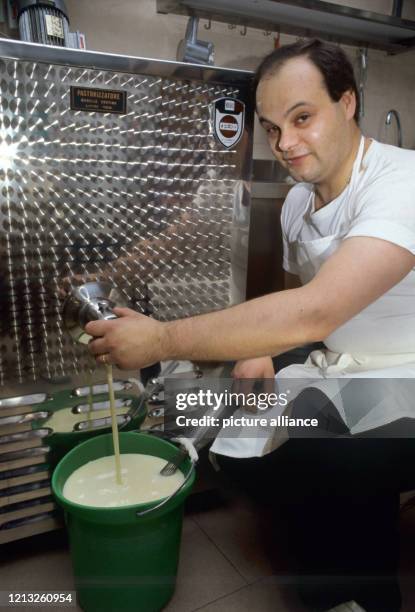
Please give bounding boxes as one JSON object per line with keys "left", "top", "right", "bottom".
{"left": 340, "top": 89, "right": 357, "bottom": 121}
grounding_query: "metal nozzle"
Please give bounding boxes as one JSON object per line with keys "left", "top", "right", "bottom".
{"left": 63, "top": 281, "right": 128, "bottom": 344}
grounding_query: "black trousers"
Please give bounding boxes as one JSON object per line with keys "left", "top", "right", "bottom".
{"left": 217, "top": 388, "right": 415, "bottom": 612}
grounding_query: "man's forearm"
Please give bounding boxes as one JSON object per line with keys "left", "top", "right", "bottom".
{"left": 164, "top": 286, "right": 327, "bottom": 362}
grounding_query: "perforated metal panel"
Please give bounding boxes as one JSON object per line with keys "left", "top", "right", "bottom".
{"left": 0, "top": 42, "right": 253, "bottom": 386}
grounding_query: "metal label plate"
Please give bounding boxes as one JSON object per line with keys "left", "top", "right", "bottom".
{"left": 70, "top": 86, "right": 127, "bottom": 114}
{"left": 45, "top": 15, "right": 64, "bottom": 39}
{"left": 212, "top": 97, "right": 245, "bottom": 149}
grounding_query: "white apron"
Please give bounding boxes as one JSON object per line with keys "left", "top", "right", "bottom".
{"left": 211, "top": 136, "right": 415, "bottom": 458}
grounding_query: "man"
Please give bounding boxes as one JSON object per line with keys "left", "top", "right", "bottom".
{"left": 85, "top": 40, "right": 415, "bottom": 611}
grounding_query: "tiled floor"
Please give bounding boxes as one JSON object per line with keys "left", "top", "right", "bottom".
{"left": 163, "top": 483, "right": 306, "bottom": 612}
{"left": 2, "top": 458, "right": 415, "bottom": 612}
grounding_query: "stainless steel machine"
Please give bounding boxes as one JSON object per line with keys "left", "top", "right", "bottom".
{"left": 0, "top": 39, "right": 254, "bottom": 543}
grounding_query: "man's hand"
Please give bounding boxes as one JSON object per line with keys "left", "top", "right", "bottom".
{"left": 232, "top": 356, "right": 275, "bottom": 379}
{"left": 85, "top": 307, "right": 168, "bottom": 370}
{"left": 231, "top": 356, "right": 275, "bottom": 398}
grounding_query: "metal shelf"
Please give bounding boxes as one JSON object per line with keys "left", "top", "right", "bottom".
{"left": 157, "top": 0, "right": 415, "bottom": 54}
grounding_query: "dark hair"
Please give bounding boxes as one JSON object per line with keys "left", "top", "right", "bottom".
{"left": 254, "top": 39, "right": 360, "bottom": 122}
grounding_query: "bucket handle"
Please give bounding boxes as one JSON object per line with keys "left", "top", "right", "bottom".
{"left": 135, "top": 436, "right": 197, "bottom": 518}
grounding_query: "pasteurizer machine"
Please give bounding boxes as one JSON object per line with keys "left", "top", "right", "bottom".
{"left": 0, "top": 39, "right": 254, "bottom": 543}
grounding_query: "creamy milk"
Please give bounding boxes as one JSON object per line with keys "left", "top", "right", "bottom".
{"left": 63, "top": 453, "right": 185, "bottom": 507}
{"left": 105, "top": 365, "right": 122, "bottom": 484}
{"left": 44, "top": 406, "right": 127, "bottom": 432}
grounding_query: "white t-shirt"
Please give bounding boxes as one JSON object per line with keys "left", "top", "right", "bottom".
{"left": 281, "top": 140, "right": 415, "bottom": 357}
{"left": 210, "top": 140, "right": 415, "bottom": 457}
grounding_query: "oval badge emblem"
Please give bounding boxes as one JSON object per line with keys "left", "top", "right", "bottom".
{"left": 212, "top": 97, "right": 245, "bottom": 149}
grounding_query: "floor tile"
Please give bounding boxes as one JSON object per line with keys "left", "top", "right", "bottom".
{"left": 1, "top": 532, "right": 74, "bottom": 592}
{"left": 194, "top": 577, "right": 306, "bottom": 612}
{"left": 5, "top": 488, "right": 415, "bottom": 612}
{"left": 1, "top": 517, "right": 246, "bottom": 612}
{"left": 0, "top": 530, "right": 82, "bottom": 611}
{"left": 164, "top": 516, "right": 247, "bottom": 612}
{"left": 188, "top": 485, "right": 289, "bottom": 584}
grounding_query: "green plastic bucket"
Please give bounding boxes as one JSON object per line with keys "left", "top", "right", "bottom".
{"left": 52, "top": 432, "right": 195, "bottom": 612}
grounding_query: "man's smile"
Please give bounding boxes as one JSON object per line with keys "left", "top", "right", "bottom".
{"left": 285, "top": 153, "right": 310, "bottom": 166}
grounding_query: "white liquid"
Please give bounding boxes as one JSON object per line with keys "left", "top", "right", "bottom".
{"left": 63, "top": 453, "right": 185, "bottom": 507}
{"left": 44, "top": 406, "right": 127, "bottom": 433}
{"left": 105, "top": 365, "right": 122, "bottom": 484}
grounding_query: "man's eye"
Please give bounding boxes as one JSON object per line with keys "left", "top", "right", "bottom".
{"left": 296, "top": 114, "right": 310, "bottom": 125}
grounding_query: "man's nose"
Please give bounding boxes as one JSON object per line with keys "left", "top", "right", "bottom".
{"left": 276, "top": 127, "right": 298, "bottom": 154}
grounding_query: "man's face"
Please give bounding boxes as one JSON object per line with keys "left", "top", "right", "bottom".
{"left": 256, "top": 57, "right": 354, "bottom": 185}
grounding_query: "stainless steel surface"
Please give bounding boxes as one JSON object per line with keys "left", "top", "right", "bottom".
{"left": 0, "top": 411, "right": 50, "bottom": 426}
{"left": 0, "top": 512, "right": 61, "bottom": 544}
{"left": 385, "top": 109, "right": 402, "bottom": 147}
{"left": 0, "top": 446, "right": 50, "bottom": 466}
{"left": 0, "top": 38, "right": 253, "bottom": 387}
{"left": 72, "top": 380, "right": 133, "bottom": 396}
{"left": 0, "top": 499, "right": 54, "bottom": 523}
{"left": 0, "top": 394, "right": 48, "bottom": 408}
{"left": 72, "top": 398, "right": 131, "bottom": 413}
{"left": 73, "top": 414, "right": 130, "bottom": 431}
{"left": 0, "top": 375, "right": 144, "bottom": 542}
{"left": 148, "top": 407, "right": 164, "bottom": 418}
{"left": 0, "top": 38, "right": 252, "bottom": 85}
{"left": 157, "top": 0, "right": 415, "bottom": 53}
{"left": 147, "top": 396, "right": 165, "bottom": 407}
{"left": 0, "top": 38, "right": 253, "bottom": 542}
{"left": 11, "top": 379, "right": 144, "bottom": 434}
{"left": 0, "top": 428, "right": 51, "bottom": 445}
{"left": 0, "top": 466, "right": 50, "bottom": 490}
{"left": 0, "top": 480, "right": 51, "bottom": 508}
{"left": 63, "top": 282, "right": 128, "bottom": 344}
